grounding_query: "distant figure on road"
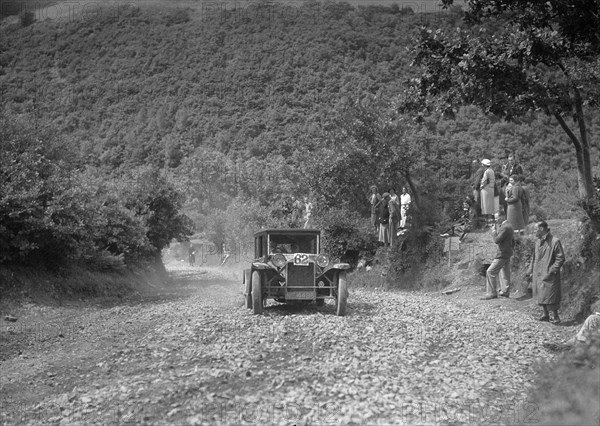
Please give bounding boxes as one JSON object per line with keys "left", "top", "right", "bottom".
{"left": 528, "top": 221, "right": 565, "bottom": 324}
{"left": 188, "top": 245, "right": 196, "bottom": 266}
{"left": 481, "top": 210, "right": 514, "bottom": 300}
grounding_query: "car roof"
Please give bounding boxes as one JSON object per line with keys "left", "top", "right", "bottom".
{"left": 254, "top": 228, "right": 320, "bottom": 238}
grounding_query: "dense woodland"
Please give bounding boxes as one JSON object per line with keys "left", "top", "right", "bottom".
{"left": 1, "top": 1, "right": 599, "bottom": 268}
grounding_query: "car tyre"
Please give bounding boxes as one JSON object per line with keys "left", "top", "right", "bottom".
{"left": 335, "top": 271, "right": 348, "bottom": 316}
{"left": 252, "top": 271, "right": 263, "bottom": 315}
{"left": 244, "top": 269, "right": 252, "bottom": 309}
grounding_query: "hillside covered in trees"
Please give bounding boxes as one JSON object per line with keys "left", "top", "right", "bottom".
{"left": 1, "top": 1, "right": 599, "bottom": 267}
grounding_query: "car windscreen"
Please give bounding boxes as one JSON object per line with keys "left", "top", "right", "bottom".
{"left": 269, "top": 234, "right": 318, "bottom": 254}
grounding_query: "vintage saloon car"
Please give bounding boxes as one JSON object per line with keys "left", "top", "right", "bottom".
{"left": 243, "top": 229, "right": 350, "bottom": 316}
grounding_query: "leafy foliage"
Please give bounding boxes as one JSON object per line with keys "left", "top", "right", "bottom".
{"left": 0, "top": 2, "right": 598, "bottom": 270}
{"left": 312, "top": 207, "right": 378, "bottom": 263}
{"left": 0, "top": 114, "right": 193, "bottom": 268}
{"left": 410, "top": 0, "right": 600, "bottom": 199}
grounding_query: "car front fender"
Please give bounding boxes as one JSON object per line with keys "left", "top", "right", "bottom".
{"left": 331, "top": 263, "right": 351, "bottom": 270}
{"left": 318, "top": 263, "right": 351, "bottom": 278}
{"left": 251, "top": 262, "right": 274, "bottom": 270}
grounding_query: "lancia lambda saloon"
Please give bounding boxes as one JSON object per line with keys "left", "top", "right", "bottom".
{"left": 243, "top": 229, "right": 350, "bottom": 316}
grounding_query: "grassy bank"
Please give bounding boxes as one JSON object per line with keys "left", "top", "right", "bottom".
{"left": 530, "top": 334, "right": 600, "bottom": 425}
{"left": 0, "top": 263, "right": 169, "bottom": 312}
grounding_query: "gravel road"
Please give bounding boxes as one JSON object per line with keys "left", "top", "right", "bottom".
{"left": 0, "top": 262, "right": 572, "bottom": 425}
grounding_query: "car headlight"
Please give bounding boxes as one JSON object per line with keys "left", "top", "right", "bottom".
{"left": 316, "top": 254, "right": 329, "bottom": 268}
{"left": 272, "top": 254, "right": 287, "bottom": 268}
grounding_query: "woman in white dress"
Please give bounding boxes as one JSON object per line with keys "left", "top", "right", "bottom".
{"left": 479, "top": 159, "right": 496, "bottom": 224}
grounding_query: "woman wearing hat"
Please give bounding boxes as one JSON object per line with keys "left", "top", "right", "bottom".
{"left": 480, "top": 159, "right": 496, "bottom": 225}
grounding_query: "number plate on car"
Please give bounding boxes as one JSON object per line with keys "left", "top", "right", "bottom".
{"left": 293, "top": 254, "right": 309, "bottom": 266}
{"left": 286, "top": 291, "right": 315, "bottom": 300}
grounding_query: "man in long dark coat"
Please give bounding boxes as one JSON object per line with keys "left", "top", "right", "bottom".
{"left": 528, "top": 221, "right": 565, "bottom": 324}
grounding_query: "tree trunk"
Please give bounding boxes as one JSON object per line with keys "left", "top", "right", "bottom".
{"left": 573, "top": 87, "right": 594, "bottom": 200}
{"left": 552, "top": 111, "right": 593, "bottom": 200}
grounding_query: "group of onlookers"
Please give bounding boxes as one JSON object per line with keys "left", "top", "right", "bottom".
{"left": 288, "top": 196, "right": 313, "bottom": 229}
{"left": 369, "top": 186, "right": 412, "bottom": 247}
{"left": 471, "top": 154, "right": 529, "bottom": 232}
{"left": 475, "top": 155, "right": 570, "bottom": 326}
{"left": 364, "top": 155, "right": 596, "bottom": 345}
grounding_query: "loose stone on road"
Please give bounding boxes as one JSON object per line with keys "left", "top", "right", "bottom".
{"left": 1, "top": 262, "right": 561, "bottom": 425}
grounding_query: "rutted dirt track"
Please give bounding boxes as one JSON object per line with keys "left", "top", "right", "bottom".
{"left": 0, "top": 262, "right": 579, "bottom": 425}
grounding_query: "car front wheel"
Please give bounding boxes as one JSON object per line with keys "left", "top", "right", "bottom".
{"left": 252, "top": 271, "right": 263, "bottom": 315}
{"left": 335, "top": 271, "right": 348, "bottom": 316}
{"left": 244, "top": 269, "right": 252, "bottom": 309}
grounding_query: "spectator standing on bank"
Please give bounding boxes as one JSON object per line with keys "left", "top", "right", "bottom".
{"left": 291, "top": 196, "right": 303, "bottom": 228}
{"left": 505, "top": 175, "right": 525, "bottom": 232}
{"left": 481, "top": 210, "right": 514, "bottom": 300}
{"left": 499, "top": 154, "right": 523, "bottom": 212}
{"left": 493, "top": 163, "right": 503, "bottom": 218}
{"left": 368, "top": 185, "right": 383, "bottom": 232}
{"left": 378, "top": 193, "right": 391, "bottom": 247}
{"left": 480, "top": 159, "right": 496, "bottom": 225}
{"left": 501, "top": 154, "right": 523, "bottom": 183}
{"left": 303, "top": 196, "right": 313, "bottom": 229}
{"left": 400, "top": 187, "right": 412, "bottom": 228}
{"left": 389, "top": 188, "right": 400, "bottom": 210}
{"left": 528, "top": 221, "right": 566, "bottom": 324}
{"left": 518, "top": 175, "right": 530, "bottom": 226}
{"left": 388, "top": 188, "right": 401, "bottom": 245}
{"left": 472, "top": 160, "right": 486, "bottom": 216}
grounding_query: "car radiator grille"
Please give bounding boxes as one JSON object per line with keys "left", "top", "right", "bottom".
{"left": 286, "top": 263, "right": 315, "bottom": 291}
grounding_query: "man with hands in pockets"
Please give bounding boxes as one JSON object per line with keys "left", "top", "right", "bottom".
{"left": 527, "top": 221, "right": 565, "bottom": 324}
